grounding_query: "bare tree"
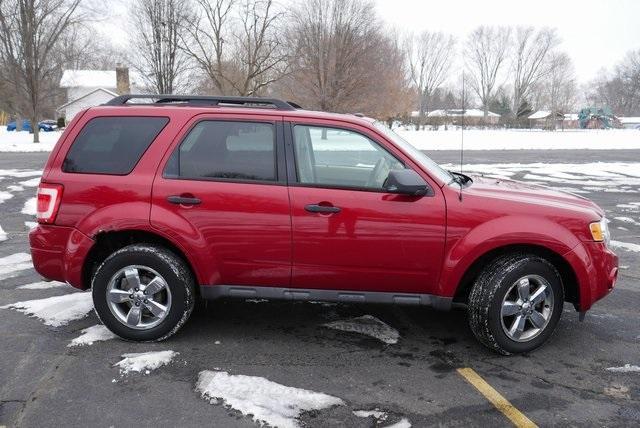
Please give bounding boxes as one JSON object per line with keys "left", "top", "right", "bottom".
{"left": 465, "top": 25, "right": 511, "bottom": 119}
{"left": 546, "top": 52, "right": 577, "bottom": 128}
{"left": 183, "top": 0, "right": 289, "bottom": 96}
{"left": 130, "top": 0, "right": 191, "bottom": 94}
{"left": 281, "top": 0, "right": 410, "bottom": 118}
{"left": 0, "top": 0, "right": 84, "bottom": 142}
{"left": 405, "top": 31, "right": 455, "bottom": 128}
{"left": 587, "top": 49, "right": 640, "bottom": 116}
{"left": 511, "top": 26, "right": 559, "bottom": 117}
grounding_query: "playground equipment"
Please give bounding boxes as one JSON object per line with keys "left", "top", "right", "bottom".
{"left": 578, "top": 107, "right": 619, "bottom": 129}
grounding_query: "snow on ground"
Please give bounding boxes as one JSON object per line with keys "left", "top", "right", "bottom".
{"left": 0, "top": 252, "right": 33, "bottom": 280}
{"left": 0, "top": 191, "right": 13, "bottom": 203}
{"left": 353, "top": 409, "right": 388, "bottom": 421}
{"left": 610, "top": 241, "right": 640, "bottom": 252}
{"left": 398, "top": 129, "right": 640, "bottom": 151}
{"left": 384, "top": 418, "right": 412, "bottom": 428}
{"left": 25, "top": 221, "right": 37, "bottom": 230}
{"left": 17, "top": 280, "right": 67, "bottom": 290}
{"left": 21, "top": 197, "right": 36, "bottom": 215}
{"left": 114, "top": 350, "right": 178, "bottom": 375}
{"left": 0, "top": 225, "right": 5, "bottom": 242}
{"left": 68, "top": 324, "right": 117, "bottom": 347}
{"left": 0, "top": 292, "right": 92, "bottom": 327}
{"left": 6, "top": 185, "right": 24, "bottom": 192}
{"left": 323, "top": 315, "right": 400, "bottom": 344}
{"left": 196, "top": 370, "right": 344, "bottom": 428}
{"left": 440, "top": 162, "right": 640, "bottom": 193}
{"left": 0, "top": 169, "right": 42, "bottom": 178}
{"left": 606, "top": 364, "right": 640, "bottom": 373}
{"left": 19, "top": 177, "right": 40, "bottom": 187}
{"left": 0, "top": 129, "right": 61, "bottom": 152}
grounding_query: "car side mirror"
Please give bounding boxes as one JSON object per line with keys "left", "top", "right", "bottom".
{"left": 384, "top": 169, "right": 431, "bottom": 196}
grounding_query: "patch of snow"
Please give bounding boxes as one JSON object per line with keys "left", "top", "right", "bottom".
{"left": 1, "top": 292, "right": 92, "bottom": 326}
{"left": 0, "top": 129, "right": 61, "bottom": 152}
{"left": 398, "top": 129, "right": 640, "bottom": 151}
{"left": 17, "top": 280, "right": 66, "bottom": 290}
{"left": 614, "top": 217, "right": 640, "bottom": 226}
{"left": 0, "top": 225, "right": 5, "bottom": 242}
{"left": 0, "top": 190, "right": 13, "bottom": 203}
{"left": 384, "top": 418, "right": 412, "bottom": 428}
{"left": 606, "top": 364, "right": 640, "bottom": 373}
{"left": 0, "top": 169, "right": 42, "bottom": 178}
{"left": 19, "top": 177, "right": 40, "bottom": 187}
{"left": 610, "top": 240, "right": 640, "bottom": 252}
{"left": 25, "top": 221, "right": 37, "bottom": 230}
{"left": 196, "top": 370, "right": 344, "bottom": 428}
{"left": 353, "top": 409, "right": 388, "bottom": 421}
{"left": 68, "top": 324, "right": 117, "bottom": 347}
{"left": 21, "top": 197, "right": 36, "bottom": 215}
{"left": 114, "top": 350, "right": 178, "bottom": 374}
{"left": 214, "top": 340, "right": 221, "bottom": 345}
{"left": 323, "top": 315, "right": 400, "bottom": 344}
{"left": 7, "top": 185, "right": 24, "bottom": 192}
{"left": 0, "top": 252, "right": 33, "bottom": 280}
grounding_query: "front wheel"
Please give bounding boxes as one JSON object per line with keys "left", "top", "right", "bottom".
{"left": 92, "top": 244, "right": 195, "bottom": 341}
{"left": 468, "top": 253, "right": 564, "bottom": 355}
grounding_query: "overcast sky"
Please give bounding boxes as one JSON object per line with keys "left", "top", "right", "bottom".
{"left": 98, "top": 0, "right": 640, "bottom": 84}
{"left": 374, "top": 0, "right": 640, "bottom": 83}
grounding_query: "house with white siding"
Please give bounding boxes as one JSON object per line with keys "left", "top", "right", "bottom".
{"left": 58, "top": 67, "right": 144, "bottom": 122}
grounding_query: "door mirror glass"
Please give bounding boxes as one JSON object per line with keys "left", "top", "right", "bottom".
{"left": 384, "top": 169, "right": 431, "bottom": 196}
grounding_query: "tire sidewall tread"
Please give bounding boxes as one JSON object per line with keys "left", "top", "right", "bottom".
{"left": 91, "top": 244, "right": 195, "bottom": 342}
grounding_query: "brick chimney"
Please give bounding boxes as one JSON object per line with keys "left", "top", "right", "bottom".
{"left": 115, "top": 64, "right": 130, "bottom": 95}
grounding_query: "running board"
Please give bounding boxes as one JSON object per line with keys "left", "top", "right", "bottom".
{"left": 199, "top": 285, "right": 452, "bottom": 311}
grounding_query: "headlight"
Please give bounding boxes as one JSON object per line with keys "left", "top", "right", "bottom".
{"left": 589, "top": 217, "right": 610, "bottom": 246}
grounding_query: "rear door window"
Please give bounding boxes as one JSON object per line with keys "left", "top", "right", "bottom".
{"left": 62, "top": 116, "right": 169, "bottom": 175}
{"left": 164, "top": 121, "right": 276, "bottom": 182}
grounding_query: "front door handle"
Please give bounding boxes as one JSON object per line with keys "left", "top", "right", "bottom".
{"left": 167, "top": 195, "right": 201, "bottom": 205}
{"left": 305, "top": 204, "right": 341, "bottom": 214}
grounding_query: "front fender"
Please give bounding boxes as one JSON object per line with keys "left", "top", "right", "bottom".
{"left": 439, "top": 215, "right": 581, "bottom": 297}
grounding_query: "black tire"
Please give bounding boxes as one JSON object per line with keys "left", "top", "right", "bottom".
{"left": 468, "top": 253, "right": 564, "bottom": 355}
{"left": 92, "top": 244, "right": 195, "bottom": 341}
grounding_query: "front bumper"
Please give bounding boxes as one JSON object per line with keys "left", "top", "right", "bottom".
{"left": 29, "top": 224, "right": 94, "bottom": 289}
{"left": 565, "top": 241, "right": 618, "bottom": 311}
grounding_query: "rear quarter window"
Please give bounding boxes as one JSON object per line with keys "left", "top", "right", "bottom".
{"left": 62, "top": 116, "right": 169, "bottom": 175}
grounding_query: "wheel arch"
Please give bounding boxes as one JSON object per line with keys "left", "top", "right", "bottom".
{"left": 452, "top": 243, "right": 579, "bottom": 306}
{"left": 81, "top": 229, "right": 200, "bottom": 292}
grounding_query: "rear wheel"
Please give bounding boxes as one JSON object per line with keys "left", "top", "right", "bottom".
{"left": 92, "top": 244, "right": 195, "bottom": 341}
{"left": 468, "top": 253, "right": 564, "bottom": 355}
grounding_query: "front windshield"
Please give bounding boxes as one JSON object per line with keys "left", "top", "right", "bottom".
{"left": 372, "top": 121, "right": 454, "bottom": 185}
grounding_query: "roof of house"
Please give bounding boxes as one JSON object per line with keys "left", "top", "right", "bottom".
{"left": 528, "top": 110, "right": 565, "bottom": 120}
{"left": 419, "top": 108, "right": 500, "bottom": 118}
{"left": 57, "top": 87, "right": 118, "bottom": 111}
{"left": 60, "top": 69, "right": 143, "bottom": 88}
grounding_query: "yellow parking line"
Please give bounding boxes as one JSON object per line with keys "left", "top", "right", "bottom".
{"left": 457, "top": 367, "right": 538, "bottom": 428}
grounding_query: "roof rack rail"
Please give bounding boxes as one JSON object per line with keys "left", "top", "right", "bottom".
{"left": 104, "top": 94, "right": 299, "bottom": 111}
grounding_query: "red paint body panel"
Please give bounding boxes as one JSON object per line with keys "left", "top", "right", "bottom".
{"left": 30, "top": 104, "right": 617, "bottom": 312}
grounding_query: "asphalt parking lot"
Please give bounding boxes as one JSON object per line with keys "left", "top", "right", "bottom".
{"left": 1, "top": 150, "right": 639, "bottom": 427}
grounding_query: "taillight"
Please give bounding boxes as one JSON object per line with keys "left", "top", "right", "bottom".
{"left": 36, "top": 183, "right": 63, "bottom": 224}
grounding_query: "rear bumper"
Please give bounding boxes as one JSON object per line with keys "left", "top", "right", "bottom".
{"left": 565, "top": 241, "right": 618, "bottom": 311}
{"left": 29, "top": 224, "right": 94, "bottom": 289}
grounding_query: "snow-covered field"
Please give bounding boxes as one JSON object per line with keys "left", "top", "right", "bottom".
{"left": 397, "top": 128, "right": 640, "bottom": 151}
{"left": 1, "top": 127, "right": 640, "bottom": 152}
{"left": 0, "top": 128, "right": 61, "bottom": 152}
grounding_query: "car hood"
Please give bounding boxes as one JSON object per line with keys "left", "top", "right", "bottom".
{"left": 465, "top": 176, "right": 604, "bottom": 216}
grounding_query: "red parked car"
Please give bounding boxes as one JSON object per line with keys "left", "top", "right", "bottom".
{"left": 29, "top": 95, "right": 618, "bottom": 354}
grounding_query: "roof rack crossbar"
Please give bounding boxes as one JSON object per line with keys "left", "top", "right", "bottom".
{"left": 104, "top": 94, "right": 298, "bottom": 110}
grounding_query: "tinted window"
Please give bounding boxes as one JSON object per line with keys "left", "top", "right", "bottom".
{"left": 293, "top": 125, "right": 405, "bottom": 190}
{"left": 165, "top": 121, "right": 276, "bottom": 181}
{"left": 63, "top": 116, "right": 168, "bottom": 175}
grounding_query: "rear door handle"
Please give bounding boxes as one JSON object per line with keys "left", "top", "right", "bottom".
{"left": 305, "top": 204, "right": 341, "bottom": 214}
{"left": 167, "top": 195, "right": 201, "bottom": 205}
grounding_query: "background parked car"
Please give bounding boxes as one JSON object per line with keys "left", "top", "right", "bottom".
{"left": 6, "top": 119, "right": 58, "bottom": 132}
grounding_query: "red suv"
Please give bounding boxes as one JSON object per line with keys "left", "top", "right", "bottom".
{"left": 29, "top": 95, "right": 618, "bottom": 354}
